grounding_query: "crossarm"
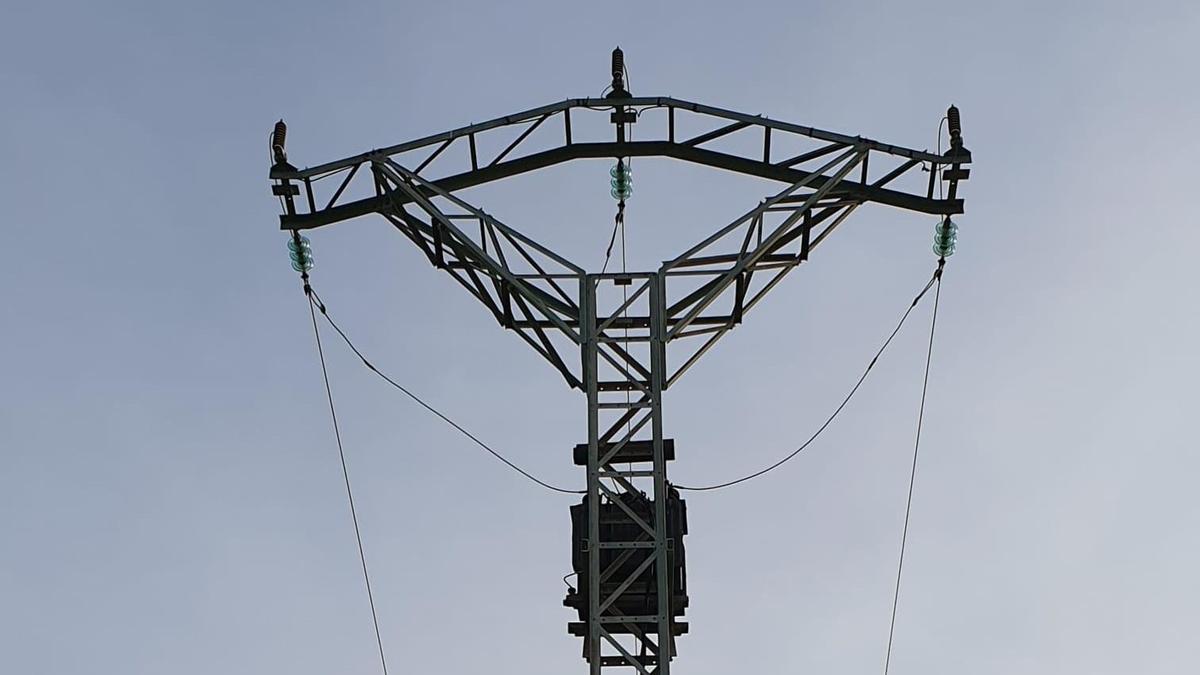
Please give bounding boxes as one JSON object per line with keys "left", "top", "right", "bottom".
{"left": 271, "top": 96, "right": 970, "bottom": 232}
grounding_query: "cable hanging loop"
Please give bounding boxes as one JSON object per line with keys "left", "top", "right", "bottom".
{"left": 304, "top": 286, "right": 584, "bottom": 496}
{"left": 675, "top": 264, "right": 944, "bottom": 492}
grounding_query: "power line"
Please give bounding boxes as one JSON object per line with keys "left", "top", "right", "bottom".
{"left": 883, "top": 263, "right": 944, "bottom": 675}
{"left": 307, "top": 287, "right": 585, "bottom": 495}
{"left": 304, "top": 289, "right": 390, "bottom": 675}
{"left": 600, "top": 203, "right": 624, "bottom": 274}
{"left": 675, "top": 265, "right": 943, "bottom": 492}
{"left": 305, "top": 262, "right": 942, "bottom": 499}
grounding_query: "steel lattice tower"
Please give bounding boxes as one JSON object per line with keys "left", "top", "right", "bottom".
{"left": 270, "top": 50, "right": 970, "bottom": 675}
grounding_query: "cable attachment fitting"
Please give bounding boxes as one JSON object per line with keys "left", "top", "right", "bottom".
{"left": 933, "top": 217, "right": 957, "bottom": 258}
{"left": 610, "top": 159, "right": 633, "bottom": 201}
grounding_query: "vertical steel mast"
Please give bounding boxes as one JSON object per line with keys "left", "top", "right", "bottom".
{"left": 269, "top": 49, "right": 970, "bottom": 675}
{"left": 573, "top": 267, "right": 682, "bottom": 673}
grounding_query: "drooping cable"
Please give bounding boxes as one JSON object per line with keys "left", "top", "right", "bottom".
{"left": 882, "top": 262, "right": 944, "bottom": 675}
{"left": 306, "top": 286, "right": 585, "bottom": 495}
{"left": 303, "top": 287, "right": 390, "bottom": 675}
{"left": 601, "top": 203, "right": 625, "bottom": 274}
{"left": 675, "top": 264, "right": 943, "bottom": 492}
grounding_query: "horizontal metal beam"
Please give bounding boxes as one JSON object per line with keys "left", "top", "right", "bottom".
{"left": 277, "top": 97, "right": 965, "bottom": 180}
{"left": 281, "top": 141, "right": 960, "bottom": 230}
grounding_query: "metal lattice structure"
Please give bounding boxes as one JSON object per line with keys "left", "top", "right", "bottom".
{"left": 270, "top": 50, "right": 969, "bottom": 675}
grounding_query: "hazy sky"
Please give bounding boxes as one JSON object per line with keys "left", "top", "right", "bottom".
{"left": 3, "top": 2, "right": 1199, "bottom": 674}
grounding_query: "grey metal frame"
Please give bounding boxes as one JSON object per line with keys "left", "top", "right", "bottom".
{"left": 270, "top": 92, "right": 969, "bottom": 675}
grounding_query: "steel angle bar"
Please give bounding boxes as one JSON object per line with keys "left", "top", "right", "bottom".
{"left": 383, "top": 159, "right": 584, "bottom": 275}
{"left": 376, "top": 163, "right": 582, "bottom": 340}
{"left": 594, "top": 335, "right": 651, "bottom": 376}
{"left": 493, "top": 227, "right": 580, "bottom": 309}
{"left": 597, "top": 278, "right": 653, "bottom": 334}
{"left": 665, "top": 202, "right": 862, "bottom": 387}
{"left": 663, "top": 146, "right": 861, "bottom": 271}
{"left": 644, "top": 272, "right": 673, "bottom": 675}
{"left": 380, "top": 210, "right": 438, "bottom": 263}
{"left": 599, "top": 416, "right": 653, "bottom": 465}
{"left": 672, "top": 324, "right": 728, "bottom": 340}
{"left": 666, "top": 149, "right": 867, "bottom": 339}
{"left": 482, "top": 217, "right": 510, "bottom": 267}
{"left": 281, "top": 97, "right": 958, "bottom": 183}
{"left": 598, "top": 470, "right": 642, "bottom": 498}
{"left": 749, "top": 200, "right": 853, "bottom": 259}
{"left": 644, "top": 97, "right": 959, "bottom": 164}
{"left": 599, "top": 409, "right": 642, "bottom": 444}
{"left": 664, "top": 273, "right": 727, "bottom": 319}
{"left": 277, "top": 96, "right": 967, "bottom": 231}
{"left": 489, "top": 113, "right": 551, "bottom": 167}
{"left": 599, "top": 555, "right": 658, "bottom": 614}
{"left": 599, "top": 538, "right": 650, "bottom": 584}
{"left": 775, "top": 141, "right": 850, "bottom": 168}
{"left": 681, "top": 120, "right": 752, "bottom": 147}
{"left": 382, "top": 182, "right": 573, "bottom": 324}
{"left": 870, "top": 157, "right": 922, "bottom": 188}
{"left": 618, "top": 622, "right": 659, "bottom": 653}
{"left": 737, "top": 211, "right": 762, "bottom": 263}
{"left": 594, "top": 349, "right": 651, "bottom": 397}
{"left": 595, "top": 340, "right": 653, "bottom": 381}
{"left": 742, "top": 260, "right": 801, "bottom": 273}
{"left": 381, "top": 212, "right": 505, "bottom": 318}
{"left": 599, "top": 484, "right": 656, "bottom": 538}
{"left": 742, "top": 205, "right": 861, "bottom": 314}
{"left": 281, "top": 140, "right": 959, "bottom": 230}
{"left": 408, "top": 259, "right": 576, "bottom": 385}
{"left": 600, "top": 630, "right": 652, "bottom": 675}
{"left": 599, "top": 470, "right": 656, "bottom": 478}
{"left": 597, "top": 334, "right": 653, "bottom": 344}
{"left": 600, "top": 616, "right": 661, "bottom": 624}
{"left": 288, "top": 100, "right": 577, "bottom": 179}
{"left": 807, "top": 203, "right": 862, "bottom": 251}
{"left": 414, "top": 138, "right": 453, "bottom": 174}
{"left": 322, "top": 162, "right": 361, "bottom": 210}
{"left": 508, "top": 294, "right": 579, "bottom": 386}
{"left": 594, "top": 344, "right": 649, "bottom": 382}
{"left": 582, "top": 277, "right": 603, "bottom": 675}
{"left": 598, "top": 401, "right": 651, "bottom": 409}
{"left": 598, "top": 542, "right": 657, "bottom": 549}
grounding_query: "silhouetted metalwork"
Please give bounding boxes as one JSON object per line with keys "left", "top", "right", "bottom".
{"left": 270, "top": 48, "right": 969, "bottom": 675}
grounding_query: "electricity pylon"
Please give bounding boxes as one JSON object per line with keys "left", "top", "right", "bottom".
{"left": 269, "top": 49, "right": 970, "bottom": 675}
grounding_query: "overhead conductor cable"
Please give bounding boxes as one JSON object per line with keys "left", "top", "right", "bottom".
{"left": 290, "top": 233, "right": 390, "bottom": 675}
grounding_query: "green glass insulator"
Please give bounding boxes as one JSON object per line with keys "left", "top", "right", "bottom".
{"left": 287, "top": 236, "right": 314, "bottom": 271}
{"left": 610, "top": 161, "right": 632, "bottom": 201}
{"left": 289, "top": 254, "right": 314, "bottom": 272}
{"left": 609, "top": 163, "right": 632, "bottom": 180}
{"left": 933, "top": 218, "right": 957, "bottom": 257}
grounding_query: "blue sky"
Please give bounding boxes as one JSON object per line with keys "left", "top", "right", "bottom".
{"left": 2, "top": 1, "right": 1199, "bottom": 674}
